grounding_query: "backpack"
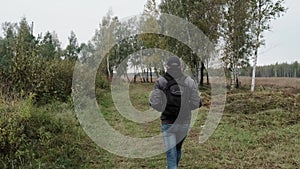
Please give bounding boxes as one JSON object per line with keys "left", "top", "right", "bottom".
{"left": 162, "top": 74, "right": 189, "bottom": 118}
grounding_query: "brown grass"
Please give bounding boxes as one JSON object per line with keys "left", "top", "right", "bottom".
{"left": 239, "top": 77, "right": 300, "bottom": 90}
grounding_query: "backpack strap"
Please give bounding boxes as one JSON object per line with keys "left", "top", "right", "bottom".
{"left": 162, "top": 74, "right": 173, "bottom": 91}
{"left": 163, "top": 74, "right": 187, "bottom": 87}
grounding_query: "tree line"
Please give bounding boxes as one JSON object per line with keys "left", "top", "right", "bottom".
{"left": 87, "top": 0, "right": 286, "bottom": 90}
{"left": 0, "top": 0, "right": 287, "bottom": 103}
{"left": 240, "top": 61, "right": 300, "bottom": 78}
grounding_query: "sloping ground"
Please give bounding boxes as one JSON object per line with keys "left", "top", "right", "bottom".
{"left": 226, "top": 90, "right": 300, "bottom": 115}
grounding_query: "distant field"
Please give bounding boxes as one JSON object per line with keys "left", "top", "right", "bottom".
{"left": 127, "top": 76, "right": 300, "bottom": 90}
{"left": 239, "top": 77, "right": 300, "bottom": 90}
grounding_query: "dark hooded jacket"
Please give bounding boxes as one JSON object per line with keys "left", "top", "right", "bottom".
{"left": 150, "top": 68, "right": 201, "bottom": 124}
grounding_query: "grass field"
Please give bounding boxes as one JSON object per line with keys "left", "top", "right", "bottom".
{"left": 92, "top": 79, "right": 300, "bottom": 168}
{"left": 1, "top": 77, "right": 299, "bottom": 168}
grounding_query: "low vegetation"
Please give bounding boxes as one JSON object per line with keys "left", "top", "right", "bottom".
{"left": 1, "top": 78, "right": 299, "bottom": 168}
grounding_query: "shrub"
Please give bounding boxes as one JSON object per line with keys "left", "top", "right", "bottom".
{"left": 0, "top": 95, "right": 96, "bottom": 168}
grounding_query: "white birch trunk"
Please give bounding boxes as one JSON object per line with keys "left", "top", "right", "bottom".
{"left": 251, "top": 51, "right": 258, "bottom": 92}
{"left": 106, "top": 56, "right": 110, "bottom": 80}
{"left": 231, "top": 67, "right": 235, "bottom": 91}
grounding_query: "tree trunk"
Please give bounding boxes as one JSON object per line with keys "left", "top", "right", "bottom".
{"left": 142, "top": 69, "right": 146, "bottom": 83}
{"left": 200, "top": 62, "right": 205, "bottom": 86}
{"left": 195, "top": 59, "right": 199, "bottom": 84}
{"left": 230, "top": 67, "right": 235, "bottom": 91}
{"left": 146, "top": 68, "right": 149, "bottom": 83}
{"left": 206, "top": 61, "right": 209, "bottom": 85}
{"left": 133, "top": 74, "right": 137, "bottom": 83}
{"left": 109, "top": 69, "right": 114, "bottom": 82}
{"left": 154, "top": 67, "right": 159, "bottom": 78}
{"left": 251, "top": 49, "right": 258, "bottom": 92}
{"left": 150, "top": 67, "right": 153, "bottom": 83}
{"left": 206, "top": 73, "right": 209, "bottom": 85}
{"left": 106, "top": 56, "right": 111, "bottom": 81}
{"left": 236, "top": 72, "right": 239, "bottom": 88}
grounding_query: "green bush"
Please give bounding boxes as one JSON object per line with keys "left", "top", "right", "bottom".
{"left": 0, "top": 18, "right": 78, "bottom": 104}
{"left": 0, "top": 95, "right": 97, "bottom": 168}
{"left": 0, "top": 57, "right": 75, "bottom": 104}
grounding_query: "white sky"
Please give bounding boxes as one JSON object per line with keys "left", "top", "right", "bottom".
{"left": 259, "top": 0, "right": 300, "bottom": 65}
{"left": 0, "top": 0, "right": 299, "bottom": 66}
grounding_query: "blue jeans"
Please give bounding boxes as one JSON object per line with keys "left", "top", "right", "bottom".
{"left": 162, "top": 123, "right": 190, "bottom": 169}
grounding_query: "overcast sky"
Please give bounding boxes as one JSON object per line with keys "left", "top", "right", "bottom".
{"left": 0, "top": 0, "right": 299, "bottom": 65}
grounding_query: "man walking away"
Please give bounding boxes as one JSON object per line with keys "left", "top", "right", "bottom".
{"left": 150, "top": 56, "right": 201, "bottom": 169}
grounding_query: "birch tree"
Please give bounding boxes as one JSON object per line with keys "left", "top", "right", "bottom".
{"left": 159, "top": 0, "right": 223, "bottom": 85}
{"left": 250, "top": 0, "right": 286, "bottom": 92}
{"left": 221, "top": 0, "right": 252, "bottom": 90}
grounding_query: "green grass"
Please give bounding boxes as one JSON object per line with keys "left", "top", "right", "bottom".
{"left": 94, "top": 83, "right": 299, "bottom": 168}
{"left": 91, "top": 82, "right": 300, "bottom": 168}
{"left": 1, "top": 81, "right": 299, "bottom": 168}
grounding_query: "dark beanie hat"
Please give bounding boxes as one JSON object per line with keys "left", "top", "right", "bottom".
{"left": 167, "top": 56, "right": 181, "bottom": 67}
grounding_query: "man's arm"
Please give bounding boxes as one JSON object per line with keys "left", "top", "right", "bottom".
{"left": 149, "top": 79, "right": 165, "bottom": 112}
{"left": 188, "top": 78, "right": 202, "bottom": 110}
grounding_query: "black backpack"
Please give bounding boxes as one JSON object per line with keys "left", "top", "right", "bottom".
{"left": 162, "top": 74, "right": 189, "bottom": 118}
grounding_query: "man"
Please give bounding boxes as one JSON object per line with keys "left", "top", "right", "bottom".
{"left": 150, "top": 56, "right": 201, "bottom": 169}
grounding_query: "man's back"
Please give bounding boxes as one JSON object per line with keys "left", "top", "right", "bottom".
{"left": 150, "top": 72, "right": 201, "bottom": 124}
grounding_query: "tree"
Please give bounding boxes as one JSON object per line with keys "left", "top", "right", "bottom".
{"left": 139, "top": 0, "right": 165, "bottom": 83}
{"left": 11, "top": 18, "right": 38, "bottom": 95}
{"left": 250, "top": 0, "right": 286, "bottom": 92}
{"left": 92, "top": 9, "right": 144, "bottom": 81}
{"left": 159, "top": 0, "right": 224, "bottom": 85}
{"left": 292, "top": 61, "right": 298, "bottom": 77}
{"left": 64, "top": 31, "right": 81, "bottom": 61}
{"left": 0, "top": 18, "right": 77, "bottom": 102}
{"left": 0, "top": 22, "right": 17, "bottom": 70}
{"left": 221, "top": 0, "right": 252, "bottom": 90}
{"left": 92, "top": 9, "right": 118, "bottom": 81}
{"left": 38, "top": 31, "right": 62, "bottom": 59}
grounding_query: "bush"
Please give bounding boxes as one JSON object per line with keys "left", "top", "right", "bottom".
{"left": 0, "top": 95, "right": 97, "bottom": 168}
{"left": 0, "top": 57, "right": 75, "bottom": 104}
